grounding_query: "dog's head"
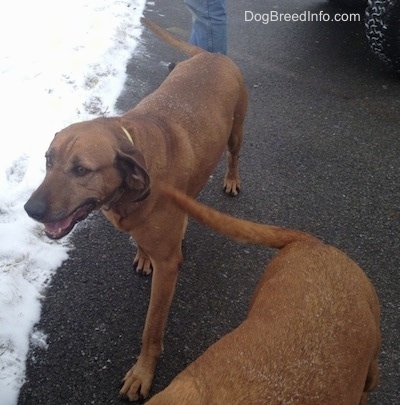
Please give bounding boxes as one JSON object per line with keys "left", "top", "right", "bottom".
{"left": 24, "top": 118, "right": 150, "bottom": 239}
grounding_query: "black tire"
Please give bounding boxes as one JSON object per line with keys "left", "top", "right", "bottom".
{"left": 365, "top": 0, "right": 400, "bottom": 71}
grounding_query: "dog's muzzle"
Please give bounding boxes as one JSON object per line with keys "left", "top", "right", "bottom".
{"left": 24, "top": 198, "right": 97, "bottom": 239}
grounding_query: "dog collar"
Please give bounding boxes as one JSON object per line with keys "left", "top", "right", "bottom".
{"left": 121, "top": 126, "right": 134, "bottom": 144}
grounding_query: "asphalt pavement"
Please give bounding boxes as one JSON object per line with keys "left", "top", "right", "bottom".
{"left": 18, "top": 0, "right": 400, "bottom": 404}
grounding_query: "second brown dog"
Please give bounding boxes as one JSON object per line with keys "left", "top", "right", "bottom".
{"left": 149, "top": 187, "right": 381, "bottom": 404}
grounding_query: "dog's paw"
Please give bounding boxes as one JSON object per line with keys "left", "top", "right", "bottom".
{"left": 133, "top": 249, "right": 153, "bottom": 275}
{"left": 223, "top": 179, "right": 240, "bottom": 196}
{"left": 119, "top": 363, "right": 153, "bottom": 402}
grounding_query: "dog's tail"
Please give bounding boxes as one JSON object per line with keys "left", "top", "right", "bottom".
{"left": 141, "top": 17, "right": 206, "bottom": 57}
{"left": 162, "top": 187, "right": 319, "bottom": 249}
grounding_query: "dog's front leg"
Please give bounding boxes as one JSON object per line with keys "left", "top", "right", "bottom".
{"left": 120, "top": 253, "right": 182, "bottom": 402}
{"left": 133, "top": 246, "right": 153, "bottom": 275}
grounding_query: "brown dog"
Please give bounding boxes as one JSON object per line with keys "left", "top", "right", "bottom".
{"left": 150, "top": 187, "right": 381, "bottom": 404}
{"left": 24, "top": 18, "right": 247, "bottom": 401}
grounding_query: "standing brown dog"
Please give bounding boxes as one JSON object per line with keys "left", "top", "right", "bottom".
{"left": 24, "top": 18, "right": 247, "bottom": 401}
{"left": 151, "top": 187, "right": 381, "bottom": 405}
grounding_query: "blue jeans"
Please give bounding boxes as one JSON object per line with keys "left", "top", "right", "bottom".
{"left": 184, "top": 0, "right": 227, "bottom": 54}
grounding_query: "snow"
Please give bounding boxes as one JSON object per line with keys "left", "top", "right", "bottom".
{"left": 0, "top": 0, "right": 146, "bottom": 403}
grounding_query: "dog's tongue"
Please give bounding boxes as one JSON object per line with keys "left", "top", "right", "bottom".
{"left": 44, "top": 216, "right": 74, "bottom": 239}
{"left": 43, "top": 205, "right": 92, "bottom": 239}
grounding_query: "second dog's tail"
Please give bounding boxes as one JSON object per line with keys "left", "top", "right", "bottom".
{"left": 141, "top": 17, "right": 206, "bottom": 57}
{"left": 162, "top": 187, "right": 319, "bottom": 249}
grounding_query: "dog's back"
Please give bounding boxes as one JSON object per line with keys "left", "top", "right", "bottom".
{"left": 151, "top": 188, "right": 381, "bottom": 404}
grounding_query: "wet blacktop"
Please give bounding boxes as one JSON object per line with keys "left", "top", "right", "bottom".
{"left": 18, "top": 0, "right": 399, "bottom": 404}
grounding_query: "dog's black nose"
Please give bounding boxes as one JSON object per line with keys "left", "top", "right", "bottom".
{"left": 24, "top": 199, "right": 47, "bottom": 221}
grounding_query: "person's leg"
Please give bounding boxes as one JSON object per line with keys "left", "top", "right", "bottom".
{"left": 184, "top": 0, "right": 227, "bottom": 54}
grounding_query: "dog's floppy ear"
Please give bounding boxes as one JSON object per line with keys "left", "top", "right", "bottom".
{"left": 115, "top": 150, "right": 150, "bottom": 202}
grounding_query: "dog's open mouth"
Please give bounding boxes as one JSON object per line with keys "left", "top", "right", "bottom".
{"left": 43, "top": 202, "right": 96, "bottom": 240}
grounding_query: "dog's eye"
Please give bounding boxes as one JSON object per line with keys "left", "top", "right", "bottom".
{"left": 73, "top": 166, "right": 90, "bottom": 177}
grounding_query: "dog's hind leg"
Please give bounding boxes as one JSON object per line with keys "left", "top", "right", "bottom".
{"left": 224, "top": 87, "right": 247, "bottom": 196}
{"left": 360, "top": 358, "right": 380, "bottom": 404}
